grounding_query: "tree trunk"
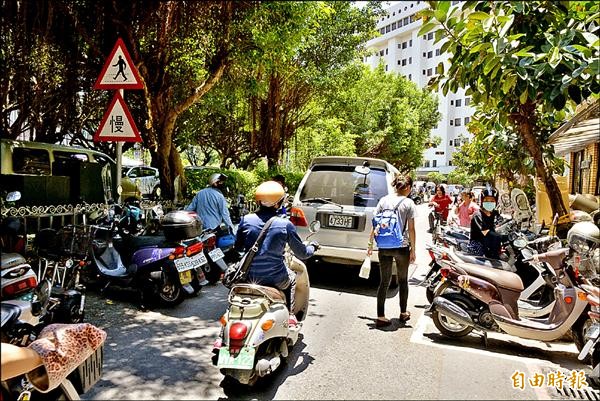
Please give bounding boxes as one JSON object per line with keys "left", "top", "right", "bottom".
{"left": 516, "top": 106, "right": 568, "bottom": 219}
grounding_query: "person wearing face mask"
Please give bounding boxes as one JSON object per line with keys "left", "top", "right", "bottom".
{"left": 185, "top": 172, "right": 235, "bottom": 234}
{"left": 467, "top": 186, "right": 503, "bottom": 259}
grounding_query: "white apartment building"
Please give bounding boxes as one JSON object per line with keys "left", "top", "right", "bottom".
{"left": 364, "top": 0, "right": 474, "bottom": 177}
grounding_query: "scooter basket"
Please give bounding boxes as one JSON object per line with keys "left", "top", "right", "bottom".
{"left": 57, "top": 225, "right": 93, "bottom": 258}
{"left": 67, "top": 343, "right": 104, "bottom": 394}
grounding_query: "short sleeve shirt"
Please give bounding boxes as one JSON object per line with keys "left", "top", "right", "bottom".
{"left": 374, "top": 194, "right": 416, "bottom": 248}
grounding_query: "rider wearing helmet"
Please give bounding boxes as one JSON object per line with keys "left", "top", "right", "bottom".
{"left": 185, "top": 172, "right": 234, "bottom": 234}
{"left": 234, "top": 181, "right": 318, "bottom": 325}
{"left": 467, "top": 185, "right": 502, "bottom": 258}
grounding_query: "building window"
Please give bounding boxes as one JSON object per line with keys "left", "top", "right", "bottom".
{"left": 410, "top": 14, "right": 415, "bottom": 22}
{"left": 386, "top": 25, "right": 391, "bottom": 33}
{"left": 465, "top": 97, "right": 471, "bottom": 106}
{"left": 455, "top": 99, "right": 462, "bottom": 107}
{"left": 398, "top": 44, "right": 402, "bottom": 49}
{"left": 393, "top": 12, "right": 396, "bottom": 16}
{"left": 464, "top": 117, "right": 470, "bottom": 124}
{"left": 404, "top": 17, "right": 409, "bottom": 25}
{"left": 397, "top": 60, "right": 401, "bottom": 65}
{"left": 449, "top": 160, "right": 453, "bottom": 166}
{"left": 449, "top": 140, "right": 453, "bottom": 146}
{"left": 423, "top": 35, "right": 426, "bottom": 40}
{"left": 436, "top": 48, "right": 441, "bottom": 56}
{"left": 427, "top": 51, "right": 433, "bottom": 58}
{"left": 402, "top": 59, "right": 407, "bottom": 66}
{"left": 385, "top": 48, "right": 388, "bottom": 55}
{"left": 454, "top": 118, "right": 461, "bottom": 126}
{"left": 385, "top": 65, "right": 388, "bottom": 71}
{"left": 427, "top": 68, "right": 432, "bottom": 76}
{"left": 380, "top": 28, "right": 385, "bottom": 34}
{"left": 399, "top": 19, "right": 403, "bottom": 28}
{"left": 422, "top": 69, "right": 426, "bottom": 75}
{"left": 450, "top": 100, "right": 454, "bottom": 105}
{"left": 409, "top": 57, "right": 412, "bottom": 64}
{"left": 433, "top": 160, "right": 437, "bottom": 167}
{"left": 435, "top": 151, "right": 445, "bottom": 155}
{"left": 379, "top": 50, "right": 384, "bottom": 57}
{"left": 408, "top": 74, "right": 412, "bottom": 80}
{"left": 410, "top": 39, "right": 413, "bottom": 46}
{"left": 427, "top": 32, "right": 434, "bottom": 40}
{"left": 392, "top": 22, "right": 397, "bottom": 30}
{"left": 423, "top": 52, "right": 426, "bottom": 57}
{"left": 424, "top": 160, "right": 430, "bottom": 168}
{"left": 450, "top": 120, "right": 454, "bottom": 126}
{"left": 402, "top": 42, "right": 408, "bottom": 49}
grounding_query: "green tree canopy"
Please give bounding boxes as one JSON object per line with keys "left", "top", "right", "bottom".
{"left": 420, "top": 0, "right": 600, "bottom": 218}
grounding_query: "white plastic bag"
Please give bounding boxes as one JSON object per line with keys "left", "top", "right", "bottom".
{"left": 358, "top": 255, "right": 371, "bottom": 279}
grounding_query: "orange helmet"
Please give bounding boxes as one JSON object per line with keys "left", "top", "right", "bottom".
{"left": 255, "top": 181, "right": 285, "bottom": 207}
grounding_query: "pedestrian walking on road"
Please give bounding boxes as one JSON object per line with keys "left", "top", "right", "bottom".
{"left": 368, "top": 173, "right": 416, "bottom": 327}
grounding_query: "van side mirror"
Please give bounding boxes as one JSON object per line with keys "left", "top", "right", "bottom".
{"left": 354, "top": 166, "right": 370, "bottom": 175}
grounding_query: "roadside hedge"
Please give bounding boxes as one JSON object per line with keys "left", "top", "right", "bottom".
{"left": 184, "top": 167, "right": 306, "bottom": 202}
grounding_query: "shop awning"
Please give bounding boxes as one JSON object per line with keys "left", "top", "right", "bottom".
{"left": 548, "top": 99, "right": 600, "bottom": 156}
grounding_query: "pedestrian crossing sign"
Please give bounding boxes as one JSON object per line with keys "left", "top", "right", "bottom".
{"left": 93, "top": 37, "right": 143, "bottom": 90}
{"left": 93, "top": 92, "right": 142, "bottom": 142}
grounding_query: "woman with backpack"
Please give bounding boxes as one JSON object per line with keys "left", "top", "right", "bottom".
{"left": 367, "top": 174, "right": 417, "bottom": 327}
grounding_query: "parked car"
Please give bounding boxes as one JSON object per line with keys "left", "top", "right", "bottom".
{"left": 0, "top": 139, "right": 141, "bottom": 206}
{"left": 122, "top": 165, "right": 161, "bottom": 199}
{"left": 290, "top": 156, "right": 400, "bottom": 265}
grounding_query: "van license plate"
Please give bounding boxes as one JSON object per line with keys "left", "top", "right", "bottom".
{"left": 328, "top": 215, "right": 354, "bottom": 228}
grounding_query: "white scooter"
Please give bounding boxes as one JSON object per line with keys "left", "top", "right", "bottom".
{"left": 211, "top": 222, "right": 319, "bottom": 386}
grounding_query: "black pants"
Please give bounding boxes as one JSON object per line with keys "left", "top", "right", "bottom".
{"left": 377, "top": 247, "right": 410, "bottom": 317}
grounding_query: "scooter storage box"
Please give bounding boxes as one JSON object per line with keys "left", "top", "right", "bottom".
{"left": 162, "top": 211, "right": 202, "bottom": 241}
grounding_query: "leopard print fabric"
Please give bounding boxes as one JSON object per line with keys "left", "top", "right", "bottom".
{"left": 26, "top": 323, "right": 106, "bottom": 392}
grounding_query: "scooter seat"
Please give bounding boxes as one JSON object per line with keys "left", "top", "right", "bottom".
{"left": 231, "top": 284, "right": 286, "bottom": 303}
{"left": 1, "top": 302, "right": 22, "bottom": 328}
{"left": 454, "top": 251, "right": 514, "bottom": 272}
{"left": 456, "top": 262, "right": 524, "bottom": 291}
{"left": 1, "top": 253, "right": 27, "bottom": 270}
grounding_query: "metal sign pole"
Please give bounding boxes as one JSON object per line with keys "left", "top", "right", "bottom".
{"left": 116, "top": 88, "right": 124, "bottom": 204}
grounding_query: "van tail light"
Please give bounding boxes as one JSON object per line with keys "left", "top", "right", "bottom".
{"left": 186, "top": 242, "right": 204, "bottom": 257}
{"left": 290, "top": 207, "right": 308, "bottom": 227}
{"left": 2, "top": 276, "right": 38, "bottom": 298}
{"left": 169, "top": 246, "right": 186, "bottom": 260}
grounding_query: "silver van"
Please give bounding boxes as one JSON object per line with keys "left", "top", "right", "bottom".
{"left": 291, "top": 156, "right": 400, "bottom": 265}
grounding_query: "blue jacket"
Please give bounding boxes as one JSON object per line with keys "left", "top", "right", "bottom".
{"left": 185, "top": 187, "right": 234, "bottom": 232}
{"left": 235, "top": 209, "right": 315, "bottom": 285}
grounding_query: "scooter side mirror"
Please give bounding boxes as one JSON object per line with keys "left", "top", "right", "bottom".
{"left": 6, "top": 191, "right": 21, "bottom": 202}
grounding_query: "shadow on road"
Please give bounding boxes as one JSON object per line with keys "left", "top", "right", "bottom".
{"left": 218, "top": 335, "right": 315, "bottom": 400}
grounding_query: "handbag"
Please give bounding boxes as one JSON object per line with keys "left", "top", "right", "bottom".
{"left": 222, "top": 216, "right": 277, "bottom": 288}
{"left": 358, "top": 255, "right": 371, "bottom": 279}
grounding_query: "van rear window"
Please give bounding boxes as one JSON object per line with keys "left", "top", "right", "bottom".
{"left": 300, "top": 165, "right": 388, "bottom": 207}
{"left": 13, "top": 148, "right": 51, "bottom": 175}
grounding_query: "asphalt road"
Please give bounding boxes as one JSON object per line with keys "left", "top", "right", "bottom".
{"left": 83, "top": 204, "right": 597, "bottom": 400}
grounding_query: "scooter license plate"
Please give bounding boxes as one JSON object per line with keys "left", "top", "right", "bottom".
{"left": 208, "top": 248, "right": 225, "bottom": 262}
{"left": 217, "top": 347, "right": 255, "bottom": 370}
{"left": 179, "top": 270, "right": 192, "bottom": 285}
{"left": 174, "top": 253, "right": 208, "bottom": 272}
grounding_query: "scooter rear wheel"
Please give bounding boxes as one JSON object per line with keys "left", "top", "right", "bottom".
{"left": 157, "top": 273, "right": 186, "bottom": 307}
{"left": 432, "top": 293, "right": 475, "bottom": 337}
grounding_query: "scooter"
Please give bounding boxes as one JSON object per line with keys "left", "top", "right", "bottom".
{"left": 198, "top": 227, "right": 228, "bottom": 284}
{"left": 425, "top": 236, "right": 590, "bottom": 349}
{"left": 88, "top": 209, "right": 208, "bottom": 308}
{"left": 211, "top": 221, "right": 320, "bottom": 386}
{"left": 1, "top": 298, "right": 104, "bottom": 400}
{"left": 577, "top": 283, "right": 599, "bottom": 387}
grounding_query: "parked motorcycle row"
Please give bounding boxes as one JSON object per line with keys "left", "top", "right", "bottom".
{"left": 418, "top": 188, "right": 599, "bottom": 387}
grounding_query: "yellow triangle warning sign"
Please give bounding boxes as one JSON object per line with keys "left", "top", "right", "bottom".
{"left": 93, "top": 38, "right": 143, "bottom": 90}
{"left": 94, "top": 92, "right": 142, "bottom": 142}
